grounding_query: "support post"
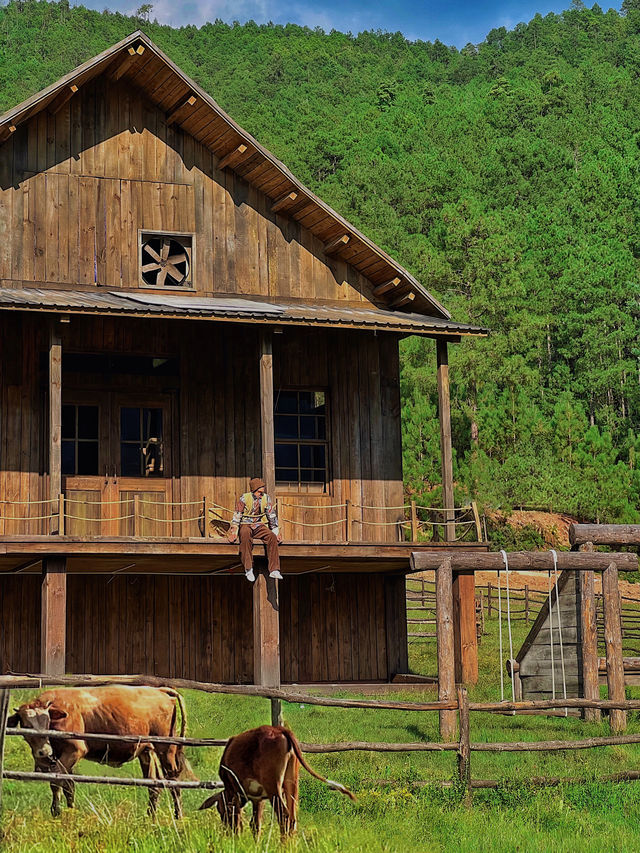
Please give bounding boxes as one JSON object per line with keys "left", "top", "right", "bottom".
{"left": 41, "top": 556, "right": 67, "bottom": 676}
{"left": 345, "top": 499, "right": 353, "bottom": 543}
{"left": 578, "top": 543, "right": 600, "bottom": 723}
{"left": 258, "top": 329, "right": 280, "bottom": 723}
{"left": 436, "top": 556, "right": 457, "bottom": 741}
{"left": 49, "top": 325, "right": 62, "bottom": 534}
{"left": 410, "top": 500, "right": 418, "bottom": 542}
{"left": 453, "top": 571, "right": 478, "bottom": 685}
{"left": 525, "top": 585, "right": 530, "bottom": 624}
{"left": 602, "top": 561, "right": 626, "bottom": 733}
{"left": 436, "top": 338, "right": 455, "bottom": 542}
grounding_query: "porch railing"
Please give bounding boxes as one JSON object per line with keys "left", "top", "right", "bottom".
{"left": 0, "top": 496, "right": 483, "bottom": 543}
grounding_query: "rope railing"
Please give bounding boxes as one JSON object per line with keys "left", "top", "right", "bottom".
{"left": 0, "top": 495, "right": 484, "bottom": 543}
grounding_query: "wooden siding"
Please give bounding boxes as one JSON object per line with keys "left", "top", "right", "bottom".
{"left": 0, "top": 576, "right": 40, "bottom": 674}
{"left": 0, "top": 77, "right": 379, "bottom": 306}
{"left": 280, "top": 574, "right": 408, "bottom": 682}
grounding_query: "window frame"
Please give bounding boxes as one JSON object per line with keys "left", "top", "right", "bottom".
{"left": 61, "top": 402, "right": 101, "bottom": 477}
{"left": 274, "top": 386, "right": 331, "bottom": 495}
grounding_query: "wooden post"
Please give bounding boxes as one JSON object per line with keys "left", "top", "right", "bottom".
{"left": 201, "top": 496, "right": 208, "bottom": 538}
{"left": 133, "top": 495, "right": 141, "bottom": 537}
{"left": 457, "top": 685, "right": 471, "bottom": 805}
{"left": 471, "top": 500, "right": 482, "bottom": 542}
{"left": 487, "top": 583, "right": 493, "bottom": 617}
{"left": 257, "top": 329, "right": 281, "bottom": 720}
{"left": 41, "top": 556, "right": 67, "bottom": 676}
{"left": 0, "top": 688, "right": 9, "bottom": 819}
{"left": 453, "top": 571, "right": 479, "bottom": 685}
{"left": 345, "top": 499, "right": 353, "bottom": 543}
{"left": 578, "top": 543, "right": 600, "bottom": 723}
{"left": 602, "top": 561, "right": 626, "bottom": 733}
{"left": 436, "top": 338, "right": 455, "bottom": 542}
{"left": 524, "top": 585, "right": 530, "bottom": 624}
{"left": 58, "top": 493, "right": 65, "bottom": 536}
{"left": 436, "top": 556, "right": 457, "bottom": 741}
{"left": 49, "top": 325, "right": 62, "bottom": 535}
{"left": 410, "top": 500, "right": 418, "bottom": 542}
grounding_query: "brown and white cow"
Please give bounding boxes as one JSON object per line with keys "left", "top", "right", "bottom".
{"left": 7, "top": 685, "right": 193, "bottom": 817}
{"left": 200, "top": 725, "right": 355, "bottom": 837}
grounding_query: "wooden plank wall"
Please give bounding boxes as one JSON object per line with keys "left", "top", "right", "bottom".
{"left": 0, "top": 576, "right": 40, "bottom": 673}
{"left": 518, "top": 571, "right": 582, "bottom": 699}
{"left": 0, "top": 78, "right": 377, "bottom": 305}
{"left": 280, "top": 573, "right": 407, "bottom": 682}
{"left": 0, "top": 315, "right": 404, "bottom": 542}
{"left": 66, "top": 575, "right": 254, "bottom": 683}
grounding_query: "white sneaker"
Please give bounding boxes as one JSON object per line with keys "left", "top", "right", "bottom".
{"left": 245, "top": 569, "right": 255, "bottom": 582}
{"left": 269, "top": 570, "right": 283, "bottom": 580}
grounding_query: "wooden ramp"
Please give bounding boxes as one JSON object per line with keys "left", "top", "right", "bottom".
{"left": 514, "top": 571, "right": 583, "bottom": 700}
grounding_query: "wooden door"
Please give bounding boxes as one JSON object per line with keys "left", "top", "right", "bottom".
{"left": 63, "top": 393, "right": 174, "bottom": 537}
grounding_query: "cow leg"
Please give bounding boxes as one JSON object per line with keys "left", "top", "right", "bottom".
{"left": 50, "top": 750, "right": 80, "bottom": 816}
{"left": 282, "top": 755, "right": 299, "bottom": 836}
{"left": 50, "top": 782, "right": 64, "bottom": 818}
{"left": 157, "top": 747, "right": 183, "bottom": 820}
{"left": 139, "top": 748, "right": 161, "bottom": 817}
{"left": 250, "top": 800, "right": 265, "bottom": 837}
{"left": 271, "top": 792, "right": 291, "bottom": 839}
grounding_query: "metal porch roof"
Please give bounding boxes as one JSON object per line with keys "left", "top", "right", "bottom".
{"left": 0, "top": 287, "right": 487, "bottom": 336}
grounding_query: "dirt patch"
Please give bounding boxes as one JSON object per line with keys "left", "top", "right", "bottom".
{"left": 489, "top": 510, "right": 577, "bottom": 548}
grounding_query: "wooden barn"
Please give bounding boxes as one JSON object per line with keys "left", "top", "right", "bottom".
{"left": 0, "top": 32, "right": 486, "bottom": 689}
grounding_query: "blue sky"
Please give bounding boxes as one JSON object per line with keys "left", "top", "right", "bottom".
{"left": 88, "top": 0, "right": 617, "bottom": 48}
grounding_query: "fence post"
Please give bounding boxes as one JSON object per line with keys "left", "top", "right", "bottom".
{"left": 0, "top": 688, "right": 9, "bottom": 819}
{"left": 201, "top": 496, "right": 208, "bottom": 537}
{"left": 410, "top": 500, "right": 418, "bottom": 542}
{"left": 602, "top": 561, "right": 626, "bottom": 733}
{"left": 457, "top": 685, "right": 471, "bottom": 805}
{"left": 471, "top": 501, "right": 482, "bottom": 542}
{"left": 487, "top": 583, "right": 493, "bottom": 618}
{"left": 58, "top": 493, "right": 65, "bottom": 536}
{"left": 524, "top": 585, "right": 529, "bottom": 624}
{"left": 133, "top": 495, "right": 141, "bottom": 537}
{"left": 437, "top": 556, "right": 457, "bottom": 741}
{"left": 578, "top": 543, "right": 600, "bottom": 723}
{"left": 345, "top": 499, "right": 352, "bottom": 543}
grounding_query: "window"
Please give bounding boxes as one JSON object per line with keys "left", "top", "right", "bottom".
{"left": 140, "top": 232, "right": 193, "bottom": 289}
{"left": 62, "top": 405, "right": 99, "bottom": 475}
{"left": 120, "top": 407, "right": 164, "bottom": 477}
{"left": 275, "top": 390, "right": 328, "bottom": 491}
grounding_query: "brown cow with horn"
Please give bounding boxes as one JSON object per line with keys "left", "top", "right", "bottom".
{"left": 200, "top": 725, "right": 355, "bottom": 837}
{"left": 7, "top": 685, "right": 193, "bottom": 817}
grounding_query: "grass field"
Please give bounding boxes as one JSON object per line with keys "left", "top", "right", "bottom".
{"left": 3, "top": 586, "right": 640, "bottom": 852}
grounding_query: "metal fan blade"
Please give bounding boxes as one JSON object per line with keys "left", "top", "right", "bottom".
{"left": 156, "top": 268, "right": 168, "bottom": 287}
{"left": 166, "top": 263, "right": 185, "bottom": 282}
{"left": 143, "top": 245, "right": 162, "bottom": 263}
{"left": 142, "top": 262, "right": 162, "bottom": 273}
{"left": 161, "top": 238, "right": 171, "bottom": 261}
{"left": 167, "top": 253, "right": 188, "bottom": 265}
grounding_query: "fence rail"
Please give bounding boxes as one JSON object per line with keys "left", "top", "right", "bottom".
{"left": 2, "top": 672, "right": 640, "bottom": 813}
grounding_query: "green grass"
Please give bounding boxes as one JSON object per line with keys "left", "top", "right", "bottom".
{"left": 4, "top": 593, "right": 640, "bottom": 851}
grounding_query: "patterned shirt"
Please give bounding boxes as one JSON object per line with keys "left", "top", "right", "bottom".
{"left": 231, "top": 493, "right": 279, "bottom": 535}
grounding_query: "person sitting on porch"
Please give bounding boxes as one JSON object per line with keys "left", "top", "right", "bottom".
{"left": 228, "top": 477, "right": 283, "bottom": 582}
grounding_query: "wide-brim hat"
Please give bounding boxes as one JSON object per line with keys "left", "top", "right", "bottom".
{"left": 249, "top": 477, "right": 266, "bottom": 492}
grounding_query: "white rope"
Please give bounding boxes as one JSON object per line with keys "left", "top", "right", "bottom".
{"left": 550, "top": 549, "right": 568, "bottom": 716}
{"left": 500, "top": 550, "right": 516, "bottom": 708}
{"left": 279, "top": 502, "right": 347, "bottom": 510}
{"left": 497, "top": 566, "right": 504, "bottom": 702}
{"left": 281, "top": 518, "right": 344, "bottom": 527}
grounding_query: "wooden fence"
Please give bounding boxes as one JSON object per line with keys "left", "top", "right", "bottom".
{"left": 3, "top": 673, "right": 640, "bottom": 812}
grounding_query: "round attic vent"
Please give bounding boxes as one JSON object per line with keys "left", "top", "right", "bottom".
{"left": 141, "top": 236, "right": 190, "bottom": 287}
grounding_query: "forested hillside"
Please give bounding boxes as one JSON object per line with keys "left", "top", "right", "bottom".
{"left": 1, "top": 0, "right": 640, "bottom": 522}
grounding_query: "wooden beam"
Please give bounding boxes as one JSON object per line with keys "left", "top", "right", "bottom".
{"left": 602, "top": 561, "right": 626, "bottom": 733}
{"left": 47, "top": 85, "right": 79, "bottom": 116}
{"left": 453, "top": 571, "right": 478, "bottom": 685}
{"left": 578, "top": 544, "right": 600, "bottom": 723}
{"left": 373, "top": 277, "right": 401, "bottom": 297}
{"left": 271, "top": 190, "right": 298, "bottom": 214}
{"left": 49, "top": 325, "right": 62, "bottom": 535}
{"left": 390, "top": 291, "right": 416, "bottom": 309}
{"left": 411, "top": 551, "right": 638, "bottom": 572}
{"left": 217, "top": 144, "right": 248, "bottom": 171}
{"left": 570, "top": 524, "right": 640, "bottom": 546}
{"left": 436, "top": 339, "right": 455, "bottom": 543}
{"left": 260, "top": 329, "right": 275, "bottom": 496}
{"left": 166, "top": 94, "right": 197, "bottom": 126}
{"left": 0, "top": 125, "right": 16, "bottom": 145}
{"left": 436, "top": 557, "right": 457, "bottom": 741}
{"left": 109, "top": 44, "right": 145, "bottom": 82}
{"left": 41, "top": 556, "right": 67, "bottom": 676}
{"left": 323, "top": 234, "right": 350, "bottom": 255}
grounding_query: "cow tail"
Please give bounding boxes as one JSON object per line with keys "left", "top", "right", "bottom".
{"left": 282, "top": 728, "right": 356, "bottom": 801}
{"left": 162, "top": 688, "right": 197, "bottom": 780}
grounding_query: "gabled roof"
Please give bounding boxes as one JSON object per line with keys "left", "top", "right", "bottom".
{"left": 0, "top": 31, "right": 455, "bottom": 322}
